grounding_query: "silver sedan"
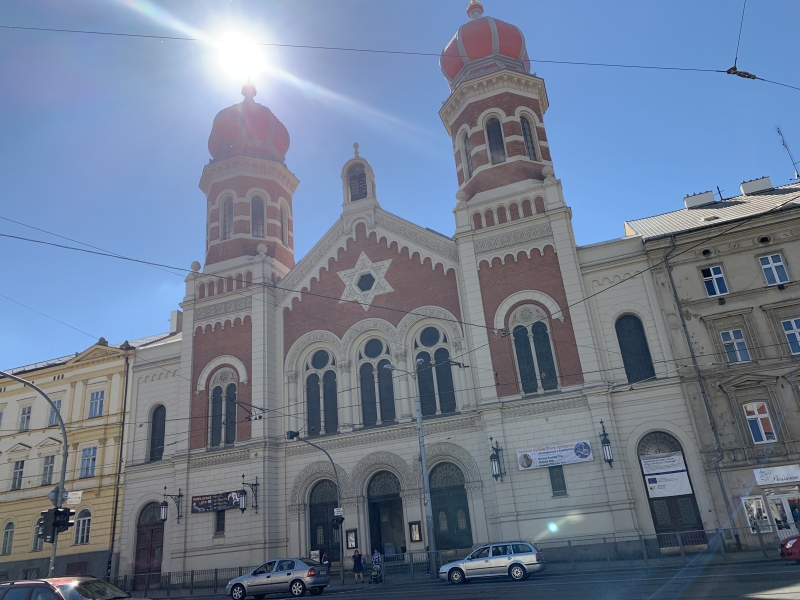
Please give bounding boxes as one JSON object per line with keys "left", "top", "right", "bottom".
{"left": 439, "top": 542, "right": 546, "bottom": 584}
{"left": 226, "top": 558, "right": 330, "bottom": 598}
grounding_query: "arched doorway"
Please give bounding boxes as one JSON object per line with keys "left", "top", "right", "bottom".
{"left": 309, "top": 480, "right": 340, "bottom": 561}
{"left": 367, "top": 471, "right": 406, "bottom": 556}
{"left": 638, "top": 432, "right": 704, "bottom": 546}
{"left": 430, "top": 462, "right": 473, "bottom": 550}
{"left": 135, "top": 502, "right": 163, "bottom": 576}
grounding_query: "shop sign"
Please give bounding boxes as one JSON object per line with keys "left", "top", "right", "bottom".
{"left": 640, "top": 451, "right": 692, "bottom": 498}
{"left": 754, "top": 465, "right": 800, "bottom": 486}
{"left": 517, "top": 440, "right": 593, "bottom": 470}
{"left": 191, "top": 489, "right": 246, "bottom": 513}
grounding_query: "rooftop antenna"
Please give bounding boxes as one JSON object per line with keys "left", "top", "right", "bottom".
{"left": 776, "top": 126, "right": 800, "bottom": 181}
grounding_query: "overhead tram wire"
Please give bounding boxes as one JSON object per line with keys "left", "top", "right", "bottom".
{"left": 1, "top": 23, "right": 797, "bottom": 92}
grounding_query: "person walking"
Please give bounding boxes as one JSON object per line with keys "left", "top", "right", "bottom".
{"left": 352, "top": 549, "right": 364, "bottom": 583}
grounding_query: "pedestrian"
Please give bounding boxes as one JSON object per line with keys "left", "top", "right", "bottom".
{"left": 352, "top": 549, "right": 364, "bottom": 583}
{"left": 321, "top": 551, "right": 330, "bottom": 570}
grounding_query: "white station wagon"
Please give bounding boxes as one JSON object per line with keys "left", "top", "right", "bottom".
{"left": 439, "top": 542, "right": 546, "bottom": 584}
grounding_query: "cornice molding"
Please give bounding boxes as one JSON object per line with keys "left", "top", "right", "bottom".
{"left": 199, "top": 157, "right": 300, "bottom": 195}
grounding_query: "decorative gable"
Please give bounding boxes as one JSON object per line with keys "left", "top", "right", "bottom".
{"left": 7, "top": 443, "right": 31, "bottom": 454}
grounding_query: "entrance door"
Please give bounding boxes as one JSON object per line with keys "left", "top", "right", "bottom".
{"left": 135, "top": 503, "right": 164, "bottom": 576}
{"left": 429, "top": 462, "right": 473, "bottom": 550}
{"left": 309, "top": 480, "right": 340, "bottom": 561}
{"left": 768, "top": 495, "right": 800, "bottom": 540}
{"left": 367, "top": 471, "right": 406, "bottom": 556}
{"left": 637, "top": 432, "right": 706, "bottom": 549}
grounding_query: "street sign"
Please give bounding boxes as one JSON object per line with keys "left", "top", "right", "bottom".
{"left": 333, "top": 507, "right": 343, "bottom": 517}
{"left": 66, "top": 491, "right": 82, "bottom": 505}
{"left": 47, "top": 485, "right": 67, "bottom": 508}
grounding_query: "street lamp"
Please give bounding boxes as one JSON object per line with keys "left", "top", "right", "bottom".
{"left": 242, "top": 474, "right": 259, "bottom": 514}
{"left": 489, "top": 437, "right": 505, "bottom": 481}
{"left": 383, "top": 362, "right": 438, "bottom": 578}
{"left": 159, "top": 500, "right": 169, "bottom": 523}
{"left": 599, "top": 420, "right": 613, "bottom": 467}
{"left": 161, "top": 486, "right": 184, "bottom": 523}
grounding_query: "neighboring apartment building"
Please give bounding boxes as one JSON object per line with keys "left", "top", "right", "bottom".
{"left": 0, "top": 335, "right": 165, "bottom": 579}
{"left": 626, "top": 177, "right": 800, "bottom": 542}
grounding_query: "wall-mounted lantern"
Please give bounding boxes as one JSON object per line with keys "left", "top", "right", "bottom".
{"left": 599, "top": 420, "right": 614, "bottom": 467}
{"left": 489, "top": 437, "right": 506, "bottom": 481}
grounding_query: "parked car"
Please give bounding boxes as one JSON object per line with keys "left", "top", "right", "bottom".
{"left": 0, "top": 577, "right": 130, "bottom": 600}
{"left": 779, "top": 534, "right": 800, "bottom": 562}
{"left": 439, "top": 542, "right": 546, "bottom": 584}
{"left": 226, "top": 558, "right": 329, "bottom": 598}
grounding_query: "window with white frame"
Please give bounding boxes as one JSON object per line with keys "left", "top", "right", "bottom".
{"left": 414, "top": 326, "right": 457, "bottom": 416}
{"left": 759, "top": 253, "right": 789, "bottom": 285}
{"left": 19, "top": 406, "right": 31, "bottom": 432}
{"left": 221, "top": 197, "right": 233, "bottom": 240}
{"left": 485, "top": 118, "right": 506, "bottom": 165}
{"left": 32, "top": 518, "right": 44, "bottom": 551}
{"left": 782, "top": 318, "right": 800, "bottom": 354}
{"left": 743, "top": 402, "right": 776, "bottom": 444}
{"left": 305, "top": 350, "right": 338, "bottom": 436}
{"left": 74, "top": 509, "right": 91, "bottom": 545}
{"left": 88, "top": 390, "right": 104, "bottom": 418}
{"left": 48, "top": 400, "right": 61, "bottom": 427}
{"left": 462, "top": 132, "right": 474, "bottom": 179}
{"left": 11, "top": 461, "right": 24, "bottom": 491}
{"left": 41, "top": 455, "right": 55, "bottom": 486}
{"left": 701, "top": 266, "right": 729, "bottom": 297}
{"left": 721, "top": 329, "right": 751, "bottom": 363}
{"left": 520, "top": 116, "right": 538, "bottom": 161}
{"left": 509, "top": 305, "right": 559, "bottom": 394}
{"left": 1, "top": 523, "right": 14, "bottom": 555}
{"left": 79, "top": 447, "right": 97, "bottom": 478}
{"left": 358, "top": 337, "right": 396, "bottom": 427}
{"left": 742, "top": 496, "right": 771, "bottom": 532}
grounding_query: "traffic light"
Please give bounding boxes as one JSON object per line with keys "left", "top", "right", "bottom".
{"left": 38, "top": 509, "right": 56, "bottom": 543}
{"left": 331, "top": 516, "right": 344, "bottom": 530}
{"left": 53, "top": 508, "right": 75, "bottom": 533}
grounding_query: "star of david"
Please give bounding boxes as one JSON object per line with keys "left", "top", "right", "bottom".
{"left": 337, "top": 252, "right": 394, "bottom": 311}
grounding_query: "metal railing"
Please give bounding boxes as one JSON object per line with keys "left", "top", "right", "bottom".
{"left": 106, "top": 526, "right": 786, "bottom": 596}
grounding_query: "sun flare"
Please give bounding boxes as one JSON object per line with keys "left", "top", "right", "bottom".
{"left": 217, "top": 31, "right": 268, "bottom": 82}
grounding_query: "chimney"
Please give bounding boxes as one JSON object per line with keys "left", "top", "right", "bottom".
{"left": 169, "top": 310, "right": 183, "bottom": 334}
{"left": 740, "top": 176, "right": 773, "bottom": 196}
{"left": 684, "top": 191, "right": 715, "bottom": 209}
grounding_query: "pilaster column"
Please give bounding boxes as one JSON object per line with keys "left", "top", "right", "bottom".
{"left": 338, "top": 361, "right": 353, "bottom": 432}
{"left": 394, "top": 351, "right": 412, "bottom": 420}
{"left": 287, "top": 372, "right": 298, "bottom": 432}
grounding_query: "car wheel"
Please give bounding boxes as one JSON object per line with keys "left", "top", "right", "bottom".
{"left": 290, "top": 580, "right": 306, "bottom": 597}
{"left": 230, "top": 584, "right": 246, "bottom": 600}
{"left": 509, "top": 564, "right": 527, "bottom": 581}
{"left": 448, "top": 568, "right": 465, "bottom": 584}
{"left": 309, "top": 588, "right": 323, "bottom": 596}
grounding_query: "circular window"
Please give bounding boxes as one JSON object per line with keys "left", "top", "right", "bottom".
{"left": 701, "top": 249, "right": 712, "bottom": 257}
{"left": 759, "top": 235, "right": 771, "bottom": 244}
{"left": 364, "top": 338, "right": 383, "bottom": 358}
{"left": 311, "top": 350, "right": 330, "bottom": 370}
{"left": 420, "top": 327, "right": 441, "bottom": 347}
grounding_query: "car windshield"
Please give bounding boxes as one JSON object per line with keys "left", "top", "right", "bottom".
{"left": 56, "top": 580, "right": 130, "bottom": 600}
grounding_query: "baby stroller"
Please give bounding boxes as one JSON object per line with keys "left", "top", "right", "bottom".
{"left": 369, "top": 562, "right": 383, "bottom": 584}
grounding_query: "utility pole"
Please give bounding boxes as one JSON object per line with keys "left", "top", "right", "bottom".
{"left": 0, "top": 370, "right": 69, "bottom": 577}
{"left": 285, "top": 432, "right": 345, "bottom": 586}
{"left": 383, "top": 362, "right": 437, "bottom": 578}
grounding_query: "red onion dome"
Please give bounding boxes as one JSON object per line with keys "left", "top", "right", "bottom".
{"left": 440, "top": 1, "right": 531, "bottom": 89}
{"left": 207, "top": 81, "right": 290, "bottom": 163}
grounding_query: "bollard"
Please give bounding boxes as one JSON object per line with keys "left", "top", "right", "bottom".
{"left": 678, "top": 533, "right": 686, "bottom": 563}
{"left": 166, "top": 572, "right": 171, "bottom": 596}
{"left": 410, "top": 552, "right": 415, "bottom": 581}
{"left": 190, "top": 570, "right": 194, "bottom": 596}
{"left": 639, "top": 534, "right": 648, "bottom": 566}
{"left": 213, "top": 569, "right": 218, "bottom": 594}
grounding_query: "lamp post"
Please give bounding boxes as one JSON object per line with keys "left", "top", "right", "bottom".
{"left": 0, "top": 370, "right": 68, "bottom": 577}
{"left": 383, "top": 362, "right": 437, "bottom": 578}
{"left": 241, "top": 475, "right": 259, "bottom": 514}
{"left": 286, "top": 431, "right": 345, "bottom": 586}
{"left": 599, "top": 420, "right": 614, "bottom": 467}
{"left": 160, "top": 486, "right": 183, "bottom": 523}
{"left": 489, "top": 437, "right": 506, "bottom": 481}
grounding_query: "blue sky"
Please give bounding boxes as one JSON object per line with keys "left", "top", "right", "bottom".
{"left": 1, "top": 0, "right": 798, "bottom": 369}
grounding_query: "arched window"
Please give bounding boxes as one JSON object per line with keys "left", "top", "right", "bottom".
{"left": 32, "top": 518, "right": 44, "bottom": 551}
{"left": 235, "top": 274, "right": 243, "bottom": 289}
{"left": 209, "top": 369, "right": 238, "bottom": 447}
{"left": 616, "top": 315, "right": 656, "bottom": 383}
{"left": 1, "top": 523, "right": 13, "bottom": 555}
{"left": 198, "top": 283, "right": 206, "bottom": 299}
{"left": 521, "top": 199, "right": 533, "bottom": 217}
{"left": 521, "top": 116, "right": 538, "bottom": 161}
{"left": 497, "top": 206, "right": 508, "bottom": 223}
{"left": 222, "top": 198, "right": 234, "bottom": 240}
{"left": 348, "top": 164, "right": 368, "bottom": 201}
{"left": 251, "top": 196, "right": 265, "bottom": 237}
{"left": 485, "top": 118, "right": 506, "bottom": 164}
{"left": 462, "top": 133, "right": 474, "bottom": 179}
{"left": 438, "top": 511, "right": 449, "bottom": 531}
{"left": 306, "top": 350, "right": 338, "bottom": 436}
{"left": 279, "top": 206, "right": 287, "bottom": 245}
{"left": 509, "top": 305, "right": 559, "bottom": 394}
{"left": 414, "top": 326, "right": 457, "bottom": 416}
{"left": 207, "top": 281, "right": 215, "bottom": 296}
{"left": 149, "top": 405, "right": 166, "bottom": 462}
{"left": 74, "top": 509, "right": 91, "bottom": 545}
{"left": 472, "top": 213, "right": 482, "bottom": 230}
{"left": 358, "top": 338, "right": 396, "bottom": 427}
{"left": 509, "top": 203, "right": 520, "bottom": 220}
{"left": 484, "top": 210, "right": 495, "bottom": 227}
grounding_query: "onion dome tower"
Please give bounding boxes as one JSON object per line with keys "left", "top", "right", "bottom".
{"left": 198, "top": 80, "right": 298, "bottom": 276}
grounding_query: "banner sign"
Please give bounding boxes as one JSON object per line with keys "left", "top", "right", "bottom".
{"left": 191, "top": 490, "right": 246, "bottom": 513}
{"left": 754, "top": 465, "right": 800, "bottom": 486}
{"left": 640, "top": 451, "right": 693, "bottom": 498}
{"left": 517, "top": 440, "right": 593, "bottom": 470}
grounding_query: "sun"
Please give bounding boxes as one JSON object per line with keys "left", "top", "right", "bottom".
{"left": 216, "top": 31, "right": 268, "bottom": 82}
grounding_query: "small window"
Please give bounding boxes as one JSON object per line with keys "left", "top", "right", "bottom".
{"left": 48, "top": 400, "right": 62, "bottom": 427}
{"left": 215, "top": 510, "right": 225, "bottom": 534}
{"left": 512, "top": 543, "right": 533, "bottom": 554}
{"left": 79, "top": 447, "right": 97, "bottom": 478}
{"left": 463, "top": 133, "right": 474, "bottom": 179}
{"left": 457, "top": 509, "right": 467, "bottom": 530}
{"left": 701, "top": 266, "right": 728, "bottom": 297}
{"left": 549, "top": 465, "right": 567, "bottom": 496}
{"left": 743, "top": 402, "right": 776, "bottom": 444}
{"left": 492, "top": 545, "right": 510, "bottom": 556}
{"left": 251, "top": 196, "right": 265, "bottom": 238}
{"left": 74, "top": 509, "right": 91, "bottom": 545}
{"left": 759, "top": 254, "right": 789, "bottom": 285}
{"left": 150, "top": 405, "right": 166, "bottom": 462}
{"left": 222, "top": 198, "right": 234, "bottom": 240}
{"left": 485, "top": 118, "right": 506, "bottom": 165}
{"left": 276, "top": 560, "right": 295, "bottom": 572}
{"left": 721, "top": 329, "right": 751, "bottom": 363}
{"left": 348, "top": 164, "right": 368, "bottom": 201}
{"left": 42, "top": 455, "right": 55, "bottom": 486}
{"left": 521, "top": 116, "right": 537, "bottom": 160}
{"left": 88, "top": 390, "right": 104, "bottom": 418}
{"left": 438, "top": 511, "right": 448, "bottom": 532}
{"left": 279, "top": 206, "right": 287, "bottom": 245}
{"left": 19, "top": 406, "right": 31, "bottom": 432}
{"left": 2, "top": 523, "right": 14, "bottom": 555}
{"left": 11, "top": 461, "right": 24, "bottom": 490}
{"left": 782, "top": 318, "right": 800, "bottom": 354}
